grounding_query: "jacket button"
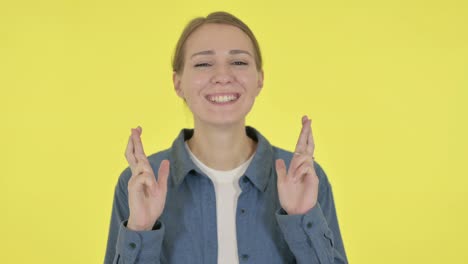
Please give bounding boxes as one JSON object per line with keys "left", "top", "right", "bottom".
{"left": 241, "top": 254, "right": 249, "bottom": 261}
{"left": 306, "top": 222, "right": 313, "bottom": 229}
{"left": 240, "top": 209, "right": 246, "bottom": 214}
{"left": 129, "top": 242, "right": 136, "bottom": 249}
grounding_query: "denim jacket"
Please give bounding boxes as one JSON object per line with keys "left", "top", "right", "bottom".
{"left": 104, "top": 126, "right": 348, "bottom": 264}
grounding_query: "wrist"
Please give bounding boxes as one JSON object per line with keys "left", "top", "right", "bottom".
{"left": 127, "top": 219, "right": 153, "bottom": 231}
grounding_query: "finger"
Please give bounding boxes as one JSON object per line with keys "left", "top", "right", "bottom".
{"left": 128, "top": 171, "right": 156, "bottom": 194}
{"left": 157, "top": 160, "right": 170, "bottom": 193}
{"left": 275, "top": 159, "right": 287, "bottom": 184}
{"left": 132, "top": 127, "right": 147, "bottom": 160}
{"left": 294, "top": 115, "right": 309, "bottom": 154}
{"left": 306, "top": 118, "right": 315, "bottom": 156}
{"left": 132, "top": 160, "right": 154, "bottom": 175}
{"left": 293, "top": 162, "right": 313, "bottom": 183}
{"left": 289, "top": 153, "right": 312, "bottom": 178}
{"left": 125, "top": 133, "right": 137, "bottom": 170}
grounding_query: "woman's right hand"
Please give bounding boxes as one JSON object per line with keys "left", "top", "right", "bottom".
{"left": 125, "top": 126, "right": 170, "bottom": 231}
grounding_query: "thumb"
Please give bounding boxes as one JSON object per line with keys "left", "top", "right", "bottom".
{"left": 157, "top": 159, "right": 170, "bottom": 192}
{"left": 275, "top": 159, "right": 287, "bottom": 184}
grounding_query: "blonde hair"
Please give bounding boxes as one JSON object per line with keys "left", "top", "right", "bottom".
{"left": 172, "top": 11, "right": 263, "bottom": 74}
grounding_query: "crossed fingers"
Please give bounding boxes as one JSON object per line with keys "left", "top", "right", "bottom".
{"left": 294, "top": 116, "right": 314, "bottom": 157}
{"left": 125, "top": 126, "right": 150, "bottom": 175}
{"left": 290, "top": 116, "right": 315, "bottom": 182}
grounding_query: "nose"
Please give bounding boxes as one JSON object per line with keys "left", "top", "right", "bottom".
{"left": 211, "top": 64, "right": 234, "bottom": 85}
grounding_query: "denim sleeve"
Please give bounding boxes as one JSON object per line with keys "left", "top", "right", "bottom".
{"left": 275, "top": 163, "right": 348, "bottom": 264}
{"left": 104, "top": 168, "right": 165, "bottom": 264}
{"left": 114, "top": 220, "right": 165, "bottom": 264}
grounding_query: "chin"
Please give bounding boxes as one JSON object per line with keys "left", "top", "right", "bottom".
{"left": 194, "top": 111, "right": 249, "bottom": 128}
{"left": 203, "top": 117, "right": 245, "bottom": 127}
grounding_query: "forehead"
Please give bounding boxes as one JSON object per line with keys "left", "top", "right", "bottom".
{"left": 184, "top": 23, "right": 254, "bottom": 55}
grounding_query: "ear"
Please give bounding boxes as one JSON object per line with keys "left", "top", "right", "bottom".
{"left": 255, "top": 70, "right": 264, "bottom": 96}
{"left": 173, "top": 71, "right": 184, "bottom": 98}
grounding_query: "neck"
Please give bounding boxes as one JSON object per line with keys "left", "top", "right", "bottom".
{"left": 187, "top": 121, "right": 257, "bottom": 171}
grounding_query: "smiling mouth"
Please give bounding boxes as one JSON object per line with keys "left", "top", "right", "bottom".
{"left": 205, "top": 93, "right": 240, "bottom": 104}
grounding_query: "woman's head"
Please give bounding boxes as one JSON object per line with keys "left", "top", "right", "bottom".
{"left": 172, "top": 11, "right": 263, "bottom": 74}
{"left": 172, "top": 12, "right": 264, "bottom": 127}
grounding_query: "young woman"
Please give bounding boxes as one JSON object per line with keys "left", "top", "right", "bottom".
{"left": 105, "top": 11, "right": 348, "bottom": 264}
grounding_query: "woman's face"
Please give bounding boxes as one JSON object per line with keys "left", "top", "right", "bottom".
{"left": 173, "top": 23, "right": 264, "bottom": 127}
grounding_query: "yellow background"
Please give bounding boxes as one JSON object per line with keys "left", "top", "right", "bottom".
{"left": 1, "top": 0, "right": 467, "bottom": 263}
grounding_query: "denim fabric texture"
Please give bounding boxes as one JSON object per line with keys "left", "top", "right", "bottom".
{"left": 104, "top": 126, "right": 348, "bottom": 264}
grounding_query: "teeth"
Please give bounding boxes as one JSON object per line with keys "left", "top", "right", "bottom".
{"left": 208, "top": 94, "right": 238, "bottom": 103}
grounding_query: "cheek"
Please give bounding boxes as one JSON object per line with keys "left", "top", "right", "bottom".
{"left": 237, "top": 72, "right": 259, "bottom": 91}
{"left": 194, "top": 77, "right": 205, "bottom": 86}
{"left": 188, "top": 73, "right": 209, "bottom": 87}
{"left": 181, "top": 74, "right": 207, "bottom": 95}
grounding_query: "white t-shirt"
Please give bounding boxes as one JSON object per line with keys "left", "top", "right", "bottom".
{"left": 185, "top": 142, "right": 254, "bottom": 264}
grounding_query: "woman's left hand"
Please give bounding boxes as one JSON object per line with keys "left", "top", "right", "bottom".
{"left": 276, "top": 115, "right": 319, "bottom": 215}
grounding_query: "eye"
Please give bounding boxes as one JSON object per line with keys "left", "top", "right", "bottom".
{"left": 232, "top": 61, "right": 248, "bottom": 66}
{"left": 194, "top": 63, "right": 211, "bottom": 67}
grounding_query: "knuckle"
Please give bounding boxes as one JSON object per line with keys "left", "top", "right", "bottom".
{"left": 129, "top": 172, "right": 150, "bottom": 186}
{"left": 135, "top": 153, "right": 147, "bottom": 161}
{"left": 128, "top": 177, "right": 136, "bottom": 188}
{"left": 139, "top": 171, "right": 149, "bottom": 178}
{"left": 136, "top": 161, "right": 147, "bottom": 170}
{"left": 133, "top": 166, "right": 142, "bottom": 175}
{"left": 139, "top": 171, "right": 153, "bottom": 180}
{"left": 143, "top": 167, "right": 154, "bottom": 175}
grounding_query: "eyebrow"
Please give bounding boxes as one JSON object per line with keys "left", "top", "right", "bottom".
{"left": 190, "top": 49, "right": 252, "bottom": 58}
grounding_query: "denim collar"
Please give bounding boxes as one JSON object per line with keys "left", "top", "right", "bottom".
{"left": 169, "top": 126, "right": 274, "bottom": 192}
